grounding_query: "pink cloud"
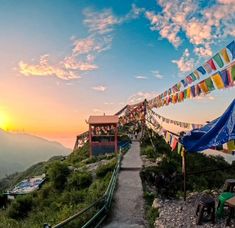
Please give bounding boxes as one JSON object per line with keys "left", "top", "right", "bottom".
{"left": 172, "top": 49, "right": 195, "bottom": 72}
{"left": 19, "top": 55, "right": 79, "bottom": 80}
{"left": 92, "top": 85, "right": 107, "bottom": 92}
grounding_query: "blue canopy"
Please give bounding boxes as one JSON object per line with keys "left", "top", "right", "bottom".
{"left": 180, "top": 99, "right": 235, "bottom": 152}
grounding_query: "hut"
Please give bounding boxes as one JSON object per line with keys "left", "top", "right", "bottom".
{"left": 88, "top": 115, "right": 119, "bottom": 156}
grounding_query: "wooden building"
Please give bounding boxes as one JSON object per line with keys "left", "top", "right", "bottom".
{"left": 88, "top": 115, "right": 119, "bottom": 157}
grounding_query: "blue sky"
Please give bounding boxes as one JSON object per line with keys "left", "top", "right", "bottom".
{"left": 0, "top": 0, "right": 234, "bottom": 147}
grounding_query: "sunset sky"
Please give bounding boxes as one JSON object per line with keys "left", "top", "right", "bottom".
{"left": 0, "top": 0, "right": 235, "bottom": 148}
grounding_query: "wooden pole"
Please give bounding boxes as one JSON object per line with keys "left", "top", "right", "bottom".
{"left": 89, "top": 124, "right": 92, "bottom": 157}
{"left": 182, "top": 149, "right": 187, "bottom": 201}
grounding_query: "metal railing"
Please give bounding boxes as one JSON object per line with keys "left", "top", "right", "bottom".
{"left": 44, "top": 142, "right": 130, "bottom": 228}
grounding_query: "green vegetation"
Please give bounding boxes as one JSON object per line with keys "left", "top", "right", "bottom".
{"left": 0, "top": 142, "right": 118, "bottom": 228}
{"left": 141, "top": 128, "right": 235, "bottom": 198}
{"left": 140, "top": 128, "right": 235, "bottom": 226}
{"left": 96, "top": 159, "right": 116, "bottom": 178}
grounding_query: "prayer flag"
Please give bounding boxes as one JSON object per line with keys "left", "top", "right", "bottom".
{"left": 187, "top": 87, "right": 191, "bottom": 98}
{"left": 186, "top": 75, "right": 193, "bottom": 84}
{"left": 211, "top": 73, "right": 224, "bottom": 89}
{"left": 197, "top": 66, "right": 206, "bottom": 75}
{"left": 194, "top": 70, "right": 200, "bottom": 79}
{"left": 220, "top": 70, "right": 230, "bottom": 87}
{"left": 203, "top": 63, "right": 212, "bottom": 73}
{"left": 220, "top": 48, "right": 230, "bottom": 64}
{"left": 177, "top": 142, "right": 182, "bottom": 154}
{"left": 181, "top": 79, "right": 187, "bottom": 87}
{"left": 199, "top": 80, "right": 209, "bottom": 93}
{"left": 227, "top": 140, "right": 235, "bottom": 152}
{"left": 226, "top": 40, "right": 235, "bottom": 59}
{"left": 207, "top": 59, "right": 217, "bottom": 70}
{"left": 195, "top": 84, "right": 201, "bottom": 96}
{"left": 205, "top": 77, "right": 215, "bottom": 91}
{"left": 228, "top": 64, "right": 235, "bottom": 82}
{"left": 213, "top": 53, "right": 224, "bottom": 68}
{"left": 191, "top": 85, "right": 196, "bottom": 97}
{"left": 171, "top": 137, "right": 178, "bottom": 150}
{"left": 190, "top": 73, "right": 197, "bottom": 81}
{"left": 184, "top": 89, "right": 187, "bottom": 99}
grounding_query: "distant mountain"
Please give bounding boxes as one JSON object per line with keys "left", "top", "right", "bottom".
{"left": 0, "top": 129, "right": 71, "bottom": 179}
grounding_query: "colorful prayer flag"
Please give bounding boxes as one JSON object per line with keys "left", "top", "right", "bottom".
{"left": 199, "top": 80, "right": 209, "bottom": 93}
{"left": 186, "top": 75, "right": 193, "bottom": 84}
{"left": 197, "top": 66, "right": 206, "bottom": 75}
{"left": 186, "top": 87, "right": 191, "bottom": 98}
{"left": 203, "top": 63, "right": 212, "bottom": 73}
{"left": 205, "top": 77, "right": 215, "bottom": 91}
{"left": 194, "top": 70, "right": 200, "bottom": 79}
{"left": 220, "top": 70, "right": 230, "bottom": 87}
{"left": 191, "top": 85, "right": 196, "bottom": 97}
{"left": 226, "top": 40, "right": 235, "bottom": 59}
{"left": 181, "top": 79, "right": 187, "bottom": 87}
{"left": 190, "top": 73, "right": 197, "bottom": 81}
{"left": 229, "top": 64, "right": 235, "bottom": 82}
{"left": 220, "top": 48, "right": 230, "bottom": 64}
{"left": 207, "top": 59, "right": 217, "bottom": 71}
{"left": 213, "top": 53, "right": 224, "bottom": 68}
{"left": 211, "top": 72, "right": 224, "bottom": 89}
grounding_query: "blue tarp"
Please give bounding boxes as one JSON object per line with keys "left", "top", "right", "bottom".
{"left": 180, "top": 99, "right": 235, "bottom": 152}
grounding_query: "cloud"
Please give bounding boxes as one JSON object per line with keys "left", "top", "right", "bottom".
{"left": 135, "top": 75, "right": 147, "bottom": 79}
{"left": 144, "top": 0, "right": 235, "bottom": 57}
{"left": 172, "top": 48, "right": 195, "bottom": 72}
{"left": 18, "top": 6, "right": 143, "bottom": 80}
{"left": 92, "top": 85, "right": 107, "bottom": 92}
{"left": 83, "top": 8, "right": 120, "bottom": 35}
{"left": 152, "top": 70, "right": 164, "bottom": 79}
{"left": 19, "top": 55, "right": 79, "bottom": 80}
{"left": 128, "top": 91, "right": 159, "bottom": 104}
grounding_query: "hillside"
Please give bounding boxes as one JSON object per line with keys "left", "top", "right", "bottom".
{"left": 0, "top": 129, "right": 70, "bottom": 179}
{"left": 0, "top": 142, "right": 117, "bottom": 228}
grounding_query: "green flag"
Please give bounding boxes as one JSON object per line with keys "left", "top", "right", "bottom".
{"left": 213, "top": 53, "right": 224, "bottom": 68}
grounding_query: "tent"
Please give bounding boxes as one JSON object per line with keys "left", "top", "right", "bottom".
{"left": 180, "top": 99, "right": 235, "bottom": 152}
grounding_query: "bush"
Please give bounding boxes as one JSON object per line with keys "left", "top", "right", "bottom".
{"left": 96, "top": 160, "right": 116, "bottom": 178}
{"left": 7, "top": 195, "right": 33, "bottom": 219}
{"left": 47, "top": 162, "right": 70, "bottom": 191}
{"left": 60, "top": 190, "right": 86, "bottom": 204}
{"left": 146, "top": 207, "right": 159, "bottom": 228}
{"left": 68, "top": 171, "right": 92, "bottom": 190}
{"left": 68, "top": 142, "right": 89, "bottom": 164}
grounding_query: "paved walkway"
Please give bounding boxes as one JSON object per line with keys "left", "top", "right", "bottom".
{"left": 103, "top": 141, "right": 146, "bottom": 228}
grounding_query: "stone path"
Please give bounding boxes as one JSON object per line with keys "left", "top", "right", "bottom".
{"left": 103, "top": 141, "right": 146, "bottom": 228}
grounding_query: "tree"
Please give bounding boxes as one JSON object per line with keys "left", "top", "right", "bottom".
{"left": 47, "top": 162, "right": 70, "bottom": 191}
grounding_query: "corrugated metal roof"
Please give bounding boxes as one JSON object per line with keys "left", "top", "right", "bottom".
{"left": 88, "top": 115, "right": 119, "bottom": 124}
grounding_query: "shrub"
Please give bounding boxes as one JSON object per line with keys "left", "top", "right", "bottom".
{"left": 68, "top": 171, "right": 92, "bottom": 190}
{"left": 47, "top": 162, "right": 70, "bottom": 191}
{"left": 96, "top": 160, "right": 116, "bottom": 178}
{"left": 7, "top": 195, "right": 33, "bottom": 219}
{"left": 146, "top": 207, "right": 159, "bottom": 228}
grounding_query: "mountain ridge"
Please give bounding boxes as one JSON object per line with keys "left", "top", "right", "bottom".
{"left": 0, "top": 129, "right": 71, "bottom": 179}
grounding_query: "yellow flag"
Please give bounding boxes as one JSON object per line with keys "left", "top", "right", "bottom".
{"left": 187, "top": 87, "right": 191, "bottom": 98}
{"left": 211, "top": 73, "right": 224, "bottom": 89}
{"left": 220, "top": 48, "right": 230, "bottom": 64}
{"left": 199, "top": 80, "right": 209, "bottom": 93}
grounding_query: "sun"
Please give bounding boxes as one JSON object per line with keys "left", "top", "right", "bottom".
{"left": 0, "top": 111, "right": 9, "bottom": 130}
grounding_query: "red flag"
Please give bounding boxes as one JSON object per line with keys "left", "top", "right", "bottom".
{"left": 207, "top": 59, "right": 217, "bottom": 70}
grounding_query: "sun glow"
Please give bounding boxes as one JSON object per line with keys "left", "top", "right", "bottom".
{"left": 0, "top": 111, "right": 9, "bottom": 130}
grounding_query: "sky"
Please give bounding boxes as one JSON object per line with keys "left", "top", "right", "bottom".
{"left": 0, "top": 0, "right": 235, "bottom": 148}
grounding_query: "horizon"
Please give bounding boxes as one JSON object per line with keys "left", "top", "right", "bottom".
{"left": 0, "top": 0, "right": 235, "bottom": 149}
